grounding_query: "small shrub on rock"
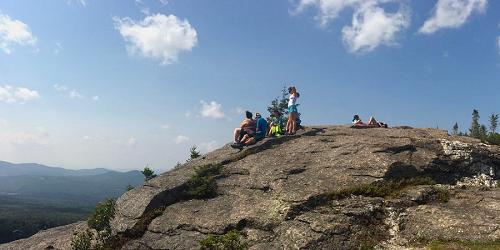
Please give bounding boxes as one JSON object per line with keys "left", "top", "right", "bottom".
{"left": 199, "top": 230, "right": 248, "bottom": 250}
{"left": 186, "top": 164, "right": 223, "bottom": 199}
{"left": 87, "top": 198, "right": 116, "bottom": 236}
{"left": 71, "top": 229, "right": 93, "bottom": 250}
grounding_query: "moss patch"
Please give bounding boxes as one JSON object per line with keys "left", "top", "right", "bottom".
{"left": 328, "top": 177, "right": 435, "bottom": 200}
{"left": 427, "top": 239, "right": 500, "bottom": 250}
{"left": 199, "top": 230, "right": 248, "bottom": 250}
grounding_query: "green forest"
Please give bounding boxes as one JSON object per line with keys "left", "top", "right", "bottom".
{"left": 0, "top": 195, "right": 93, "bottom": 243}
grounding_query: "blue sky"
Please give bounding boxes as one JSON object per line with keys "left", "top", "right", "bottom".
{"left": 0, "top": 0, "right": 499, "bottom": 171}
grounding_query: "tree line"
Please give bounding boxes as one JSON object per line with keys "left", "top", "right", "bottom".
{"left": 452, "top": 110, "right": 500, "bottom": 145}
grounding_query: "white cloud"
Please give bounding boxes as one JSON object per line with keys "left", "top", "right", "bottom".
{"left": 296, "top": 0, "right": 355, "bottom": 27}
{"left": 54, "top": 84, "right": 98, "bottom": 101}
{"left": 200, "top": 100, "right": 226, "bottom": 119}
{"left": 175, "top": 135, "right": 190, "bottom": 144}
{"left": 126, "top": 137, "right": 138, "bottom": 147}
{"left": 184, "top": 111, "right": 192, "bottom": 118}
{"left": 0, "top": 13, "right": 37, "bottom": 54}
{"left": 199, "top": 140, "right": 220, "bottom": 153}
{"left": 342, "top": 1, "right": 410, "bottom": 53}
{"left": 67, "top": 0, "right": 86, "bottom": 6}
{"left": 53, "top": 84, "right": 68, "bottom": 92}
{"left": 114, "top": 14, "right": 197, "bottom": 64}
{"left": 497, "top": 36, "right": 500, "bottom": 55}
{"left": 234, "top": 107, "right": 245, "bottom": 115}
{"left": 161, "top": 124, "right": 170, "bottom": 129}
{"left": 0, "top": 85, "right": 40, "bottom": 103}
{"left": 53, "top": 42, "right": 63, "bottom": 54}
{"left": 295, "top": 0, "right": 410, "bottom": 53}
{"left": 69, "top": 90, "right": 84, "bottom": 99}
{"left": 419, "top": 0, "right": 487, "bottom": 34}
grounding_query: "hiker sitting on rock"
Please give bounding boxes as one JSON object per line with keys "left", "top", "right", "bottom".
{"left": 233, "top": 111, "right": 256, "bottom": 145}
{"left": 268, "top": 110, "right": 285, "bottom": 137}
{"left": 352, "top": 114, "right": 388, "bottom": 128}
{"left": 232, "top": 112, "right": 268, "bottom": 148}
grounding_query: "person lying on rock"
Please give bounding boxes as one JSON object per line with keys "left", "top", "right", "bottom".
{"left": 233, "top": 111, "right": 256, "bottom": 146}
{"left": 352, "top": 114, "right": 388, "bottom": 128}
{"left": 232, "top": 112, "right": 268, "bottom": 148}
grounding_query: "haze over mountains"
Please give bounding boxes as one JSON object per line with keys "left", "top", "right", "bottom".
{"left": 0, "top": 160, "right": 144, "bottom": 243}
{"left": 0, "top": 161, "right": 143, "bottom": 204}
{"left": 0, "top": 161, "right": 111, "bottom": 177}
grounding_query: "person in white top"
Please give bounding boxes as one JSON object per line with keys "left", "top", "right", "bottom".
{"left": 286, "top": 86, "right": 300, "bottom": 135}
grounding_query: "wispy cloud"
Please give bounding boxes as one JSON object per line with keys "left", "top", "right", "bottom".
{"left": 199, "top": 100, "right": 226, "bottom": 119}
{"left": 67, "top": 0, "right": 87, "bottom": 6}
{"left": 199, "top": 140, "right": 220, "bottom": 153}
{"left": 53, "top": 42, "right": 63, "bottom": 54}
{"left": 53, "top": 84, "right": 99, "bottom": 101}
{"left": 174, "top": 135, "right": 190, "bottom": 144}
{"left": 114, "top": 14, "right": 197, "bottom": 64}
{"left": 126, "top": 137, "right": 138, "bottom": 147}
{"left": 0, "top": 12, "right": 37, "bottom": 54}
{"left": 0, "top": 85, "right": 40, "bottom": 103}
{"left": 295, "top": 0, "right": 410, "bottom": 53}
{"left": 497, "top": 36, "right": 500, "bottom": 55}
{"left": 69, "top": 89, "right": 84, "bottom": 99}
{"left": 419, "top": 0, "right": 487, "bottom": 34}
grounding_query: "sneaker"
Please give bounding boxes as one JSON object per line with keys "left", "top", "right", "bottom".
{"left": 230, "top": 142, "right": 243, "bottom": 149}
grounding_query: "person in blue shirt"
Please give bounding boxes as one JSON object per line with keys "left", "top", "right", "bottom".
{"left": 234, "top": 112, "right": 267, "bottom": 148}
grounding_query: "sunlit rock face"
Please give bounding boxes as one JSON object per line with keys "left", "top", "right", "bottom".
{"left": 2, "top": 126, "right": 499, "bottom": 250}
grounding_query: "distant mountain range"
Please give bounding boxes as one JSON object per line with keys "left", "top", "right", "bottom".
{"left": 0, "top": 161, "right": 144, "bottom": 204}
{"left": 0, "top": 161, "right": 112, "bottom": 177}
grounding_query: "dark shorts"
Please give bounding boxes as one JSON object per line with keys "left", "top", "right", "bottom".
{"left": 239, "top": 129, "right": 254, "bottom": 141}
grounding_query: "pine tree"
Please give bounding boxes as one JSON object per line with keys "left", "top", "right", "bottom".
{"left": 479, "top": 125, "right": 488, "bottom": 140}
{"left": 469, "top": 109, "right": 481, "bottom": 139}
{"left": 489, "top": 113, "right": 498, "bottom": 134}
{"left": 452, "top": 122, "right": 459, "bottom": 135}
{"left": 141, "top": 167, "right": 157, "bottom": 181}
{"left": 267, "top": 86, "right": 289, "bottom": 117}
{"left": 189, "top": 146, "right": 201, "bottom": 161}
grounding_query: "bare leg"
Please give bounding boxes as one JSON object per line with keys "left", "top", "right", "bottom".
{"left": 286, "top": 115, "right": 292, "bottom": 133}
{"left": 368, "top": 117, "right": 378, "bottom": 125}
{"left": 234, "top": 128, "right": 241, "bottom": 142}
{"left": 290, "top": 113, "right": 297, "bottom": 134}
{"left": 244, "top": 137, "right": 256, "bottom": 146}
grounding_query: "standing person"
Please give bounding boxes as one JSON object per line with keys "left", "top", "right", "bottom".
{"left": 286, "top": 86, "right": 300, "bottom": 135}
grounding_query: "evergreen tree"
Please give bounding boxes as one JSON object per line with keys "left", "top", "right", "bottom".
{"left": 479, "top": 125, "right": 488, "bottom": 140}
{"left": 489, "top": 113, "right": 498, "bottom": 134}
{"left": 469, "top": 109, "right": 481, "bottom": 139}
{"left": 141, "top": 167, "right": 157, "bottom": 181}
{"left": 189, "top": 145, "right": 201, "bottom": 161}
{"left": 452, "top": 122, "right": 459, "bottom": 135}
{"left": 267, "top": 86, "right": 289, "bottom": 117}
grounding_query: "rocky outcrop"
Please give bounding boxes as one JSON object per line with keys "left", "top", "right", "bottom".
{"left": 1, "top": 126, "right": 499, "bottom": 249}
